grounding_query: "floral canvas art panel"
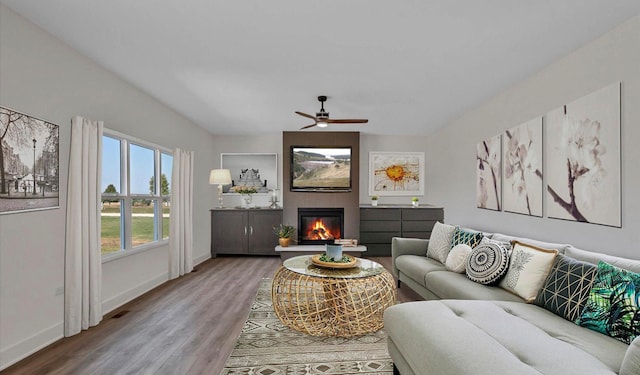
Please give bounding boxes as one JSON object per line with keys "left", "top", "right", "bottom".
{"left": 476, "top": 134, "right": 501, "bottom": 211}
{"left": 369, "top": 152, "right": 424, "bottom": 196}
{"left": 546, "top": 82, "right": 621, "bottom": 227}
{"left": 502, "top": 117, "right": 543, "bottom": 217}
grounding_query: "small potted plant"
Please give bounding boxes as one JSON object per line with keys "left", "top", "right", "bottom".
{"left": 371, "top": 195, "right": 379, "bottom": 207}
{"left": 232, "top": 185, "right": 258, "bottom": 207}
{"left": 411, "top": 196, "right": 420, "bottom": 207}
{"left": 273, "top": 224, "right": 296, "bottom": 247}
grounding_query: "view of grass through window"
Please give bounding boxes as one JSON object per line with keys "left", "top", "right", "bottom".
{"left": 101, "top": 134, "right": 172, "bottom": 254}
{"left": 101, "top": 203, "right": 170, "bottom": 254}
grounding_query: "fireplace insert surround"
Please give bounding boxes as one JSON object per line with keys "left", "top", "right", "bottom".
{"left": 297, "top": 208, "right": 344, "bottom": 245}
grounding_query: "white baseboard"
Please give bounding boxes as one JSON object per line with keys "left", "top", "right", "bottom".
{"left": 102, "top": 272, "right": 169, "bottom": 315}
{"left": 193, "top": 253, "right": 211, "bottom": 266}
{"left": 0, "top": 322, "right": 63, "bottom": 371}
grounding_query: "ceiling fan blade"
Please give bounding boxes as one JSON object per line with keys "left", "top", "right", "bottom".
{"left": 326, "top": 119, "right": 369, "bottom": 124}
{"left": 299, "top": 123, "right": 317, "bottom": 130}
{"left": 295, "top": 111, "right": 317, "bottom": 120}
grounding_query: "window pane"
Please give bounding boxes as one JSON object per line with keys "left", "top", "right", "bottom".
{"left": 161, "top": 153, "right": 172, "bottom": 197}
{"left": 161, "top": 153, "right": 172, "bottom": 240}
{"left": 130, "top": 144, "right": 155, "bottom": 195}
{"left": 101, "top": 199, "right": 122, "bottom": 254}
{"left": 132, "top": 198, "right": 156, "bottom": 247}
{"left": 102, "top": 136, "right": 121, "bottom": 194}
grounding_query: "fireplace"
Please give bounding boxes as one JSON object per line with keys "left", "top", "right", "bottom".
{"left": 297, "top": 208, "right": 344, "bottom": 245}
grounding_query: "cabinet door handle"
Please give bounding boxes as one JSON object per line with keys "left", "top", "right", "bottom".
{"left": 250, "top": 226, "right": 254, "bottom": 236}
{"left": 244, "top": 226, "right": 247, "bottom": 236}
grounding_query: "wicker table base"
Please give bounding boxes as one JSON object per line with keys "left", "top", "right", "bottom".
{"left": 271, "top": 264, "right": 396, "bottom": 337}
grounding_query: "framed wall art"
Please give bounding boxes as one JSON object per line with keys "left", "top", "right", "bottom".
{"left": 502, "top": 116, "right": 543, "bottom": 217}
{"left": 368, "top": 152, "right": 424, "bottom": 196}
{"left": 0, "top": 106, "right": 60, "bottom": 215}
{"left": 476, "top": 134, "right": 501, "bottom": 211}
{"left": 546, "top": 82, "right": 621, "bottom": 227}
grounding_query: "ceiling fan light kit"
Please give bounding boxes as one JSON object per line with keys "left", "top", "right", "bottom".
{"left": 296, "top": 95, "right": 368, "bottom": 130}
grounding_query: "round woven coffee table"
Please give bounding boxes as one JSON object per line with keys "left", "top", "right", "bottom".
{"left": 271, "top": 255, "right": 396, "bottom": 337}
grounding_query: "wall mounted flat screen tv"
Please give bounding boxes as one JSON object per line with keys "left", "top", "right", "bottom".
{"left": 291, "top": 146, "right": 352, "bottom": 192}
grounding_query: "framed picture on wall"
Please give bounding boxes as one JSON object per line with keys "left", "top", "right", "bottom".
{"left": 0, "top": 106, "right": 60, "bottom": 215}
{"left": 476, "top": 134, "right": 501, "bottom": 211}
{"left": 368, "top": 152, "right": 424, "bottom": 196}
{"left": 502, "top": 117, "right": 543, "bottom": 217}
{"left": 546, "top": 82, "right": 621, "bottom": 227}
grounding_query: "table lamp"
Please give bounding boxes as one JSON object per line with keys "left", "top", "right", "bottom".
{"left": 209, "top": 169, "right": 232, "bottom": 208}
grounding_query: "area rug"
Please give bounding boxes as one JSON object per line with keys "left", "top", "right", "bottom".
{"left": 220, "top": 279, "right": 394, "bottom": 375}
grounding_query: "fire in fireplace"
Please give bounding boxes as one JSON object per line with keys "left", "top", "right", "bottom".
{"left": 298, "top": 208, "right": 344, "bottom": 245}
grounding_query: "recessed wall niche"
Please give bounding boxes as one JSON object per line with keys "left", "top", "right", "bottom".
{"left": 220, "top": 153, "right": 278, "bottom": 193}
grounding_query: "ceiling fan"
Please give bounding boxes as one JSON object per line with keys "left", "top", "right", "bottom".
{"left": 295, "top": 96, "right": 368, "bottom": 130}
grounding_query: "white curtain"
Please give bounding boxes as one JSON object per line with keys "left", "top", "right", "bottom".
{"left": 64, "top": 116, "right": 103, "bottom": 337}
{"left": 169, "top": 148, "right": 194, "bottom": 279}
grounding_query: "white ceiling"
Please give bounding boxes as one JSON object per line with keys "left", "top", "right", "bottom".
{"left": 2, "top": 1, "right": 639, "bottom": 136}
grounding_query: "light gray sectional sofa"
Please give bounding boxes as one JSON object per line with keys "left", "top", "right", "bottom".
{"left": 384, "top": 231, "right": 640, "bottom": 375}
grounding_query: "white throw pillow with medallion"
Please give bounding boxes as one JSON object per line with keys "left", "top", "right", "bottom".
{"left": 426, "top": 222, "right": 457, "bottom": 263}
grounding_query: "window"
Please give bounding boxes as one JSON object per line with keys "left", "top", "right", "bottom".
{"left": 101, "top": 130, "right": 173, "bottom": 256}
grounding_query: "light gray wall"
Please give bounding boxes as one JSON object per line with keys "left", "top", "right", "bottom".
{"left": 425, "top": 15, "right": 640, "bottom": 259}
{"left": 0, "top": 6, "right": 216, "bottom": 369}
{"left": 359, "top": 133, "right": 431, "bottom": 206}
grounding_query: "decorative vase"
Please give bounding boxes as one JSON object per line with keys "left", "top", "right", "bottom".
{"left": 279, "top": 238, "right": 290, "bottom": 247}
{"left": 371, "top": 200, "right": 378, "bottom": 207}
{"left": 412, "top": 200, "right": 419, "bottom": 208}
{"left": 325, "top": 244, "right": 343, "bottom": 260}
{"left": 242, "top": 194, "right": 253, "bottom": 207}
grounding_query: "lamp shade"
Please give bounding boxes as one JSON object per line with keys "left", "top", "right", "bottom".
{"left": 209, "top": 169, "right": 232, "bottom": 185}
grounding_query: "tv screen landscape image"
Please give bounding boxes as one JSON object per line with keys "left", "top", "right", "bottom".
{"left": 291, "top": 147, "right": 352, "bottom": 191}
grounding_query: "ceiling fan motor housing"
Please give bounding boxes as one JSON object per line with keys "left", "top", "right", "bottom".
{"left": 316, "top": 95, "right": 329, "bottom": 119}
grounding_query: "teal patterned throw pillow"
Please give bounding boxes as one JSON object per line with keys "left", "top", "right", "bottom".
{"left": 576, "top": 261, "right": 640, "bottom": 345}
{"left": 450, "top": 227, "right": 484, "bottom": 249}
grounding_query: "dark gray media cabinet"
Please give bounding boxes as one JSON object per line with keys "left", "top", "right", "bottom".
{"left": 359, "top": 205, "right": 444, "bottom": 256}
{"left": 210, "top": 208, "right": 283, "bottom": 257}
{"left": 210, "top": 205, "right": 443, "bottom": 258}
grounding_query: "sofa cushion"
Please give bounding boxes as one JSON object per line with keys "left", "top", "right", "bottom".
{"left": 621, "top": 336, "right": 640, "bottom": 375}
{"left": 450, "top": 227, "right": 484, "bottom": 249}
{"left": 491, "top": 232, "right": 569, "bottom": 254}
{"left": 499, "top": 241, "right": 558, "bottom": 302}
{"left": 534, "top": 254, "right": 597, "bottom": 322}
{"left": 577, "top": 261, "right": 640, "bottom": 345}
{"left": 565, "top": 246, "right": 640, "bottom": 273}
{"left": 384, "top": 300, "right": 626, "bottom": 375}
{"left": 445, "top": 244, "right": 472, "bottom": 273}
{"left": 395, "top": 255, "right": 446, "bottom": 287}
{"left": 425, "top": 271, "right": 523, "bottom": 302}
{"left": 426, "top": 221, "right": 456, "bottom": 263}
{"left": 466, "top": 241, "right": 510, "bottom": 285}
{"left": 480, "top": 236, "right": 512, "bottom": 253}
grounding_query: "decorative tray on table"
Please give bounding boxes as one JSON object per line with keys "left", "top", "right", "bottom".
{"left": 310, "top": 254, "right": 358, "bottom": 269}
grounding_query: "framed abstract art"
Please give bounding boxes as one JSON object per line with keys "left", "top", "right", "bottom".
{"left": 369, "top": 152, "right": 424, "bottom": 196}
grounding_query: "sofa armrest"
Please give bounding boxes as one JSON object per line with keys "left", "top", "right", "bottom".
{"left": 621, "top": 335, "right": 640, "bottom": 375}
{"left": 391, "top": 237, "right": 429, "bottom": 278}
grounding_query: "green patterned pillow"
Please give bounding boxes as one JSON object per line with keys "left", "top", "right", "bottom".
{"left": 450, "top": 227, "right": 484, "bottom": 249}
{"left": 576, "top": 261, "right": 640, "bottom": 345}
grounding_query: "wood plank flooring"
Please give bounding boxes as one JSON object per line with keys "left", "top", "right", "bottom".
{"left": 1, "top": 256, "right": 422, "bottom": 375}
